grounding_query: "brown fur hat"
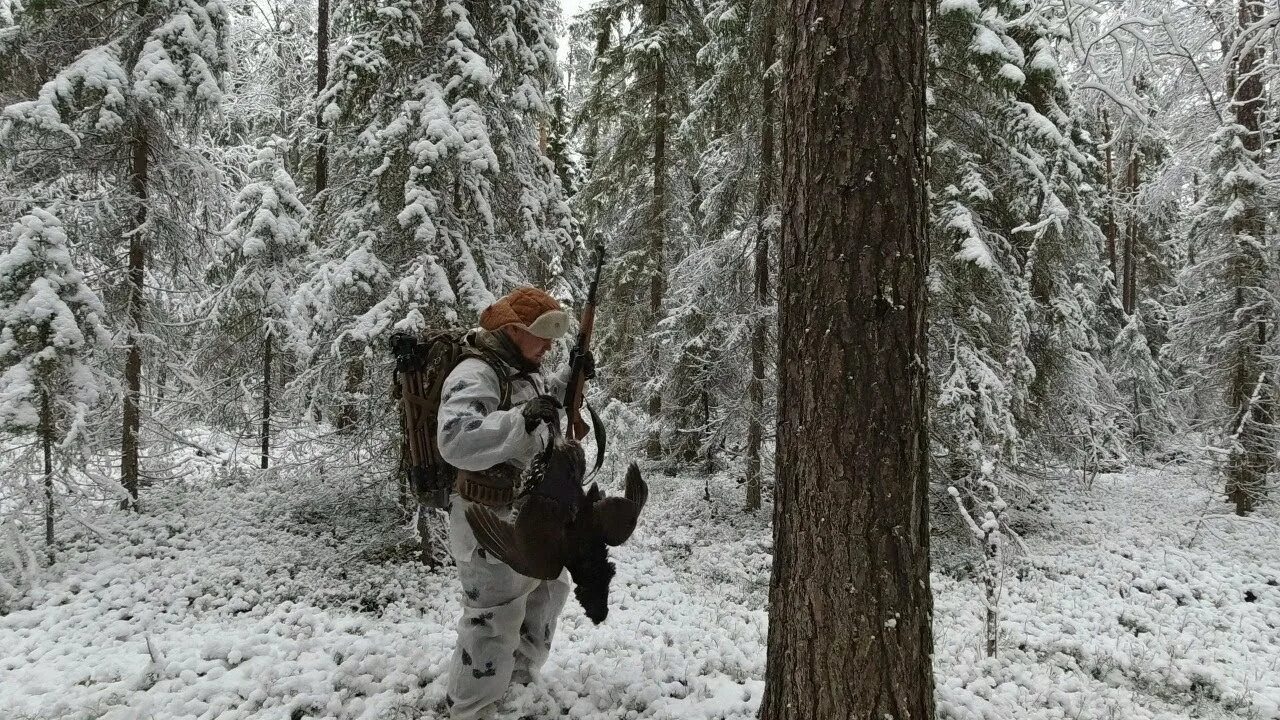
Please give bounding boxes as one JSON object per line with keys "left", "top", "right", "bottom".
{"left": 479, "top": 287, "right": 571, "bottom": 339}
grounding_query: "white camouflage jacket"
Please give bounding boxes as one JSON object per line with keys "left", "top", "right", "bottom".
{"left": 436, "top": 349, "right": 572, "bottom": 474}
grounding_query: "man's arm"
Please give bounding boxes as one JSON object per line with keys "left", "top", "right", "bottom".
{"left": 437, "top": 359, "right": 542, "bottom": 472}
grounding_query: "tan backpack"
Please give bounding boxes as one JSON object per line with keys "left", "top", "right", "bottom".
{"left": 390, "top": 329, "right": 512, "bottom": 508}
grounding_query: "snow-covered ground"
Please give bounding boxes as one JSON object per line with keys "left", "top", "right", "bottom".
{"left": 0, "top": 443, "right": 1277, "bottom": 719}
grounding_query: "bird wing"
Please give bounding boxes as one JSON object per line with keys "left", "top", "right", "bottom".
{"left": 465, "top": 503, "right": 565, "bottom": 581}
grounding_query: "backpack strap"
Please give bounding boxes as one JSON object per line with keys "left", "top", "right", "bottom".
{"left": 461, "top": 348, "right": 514, "bottom": 411}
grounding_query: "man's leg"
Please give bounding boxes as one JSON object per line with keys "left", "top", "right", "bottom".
{"left": 511, "top": 573, "right": 571, "bottom": 684}
{"left": 447, "top": 502, "right": 539, "bottom": 720}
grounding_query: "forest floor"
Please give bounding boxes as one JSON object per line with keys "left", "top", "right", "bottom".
{"left": 0, "top": 431, "right": 1277, "bottom": 720}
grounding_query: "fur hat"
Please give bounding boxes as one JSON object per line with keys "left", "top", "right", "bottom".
{"left": 479, "top": 287, "right": 571, "bottom": 339}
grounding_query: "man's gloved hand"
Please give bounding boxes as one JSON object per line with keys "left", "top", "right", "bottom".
{"left": 574, "top": 349, "right": 596, "bottom": 380}
{"left": 522, "top": 394, "right": 562, "bottom": 433}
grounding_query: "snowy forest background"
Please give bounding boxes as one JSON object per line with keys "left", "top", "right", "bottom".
{"left": 0, "top": 0, "right": 1278, "bottom": 719}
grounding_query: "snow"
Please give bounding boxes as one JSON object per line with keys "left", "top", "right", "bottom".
{"left": 938, "top": 0, "right": 980, "bottom": 15}
{"left": 0, "top": 45, "right": 129, "bottom": 142}
{"left": 971, "top": 26, "right": 1018, "bottom": 63}
{"left": 1, "top": 433, "right": 1276, "bottom": 719}
{"left": 444, "top": 3, "right": 496, "bottom": 91}
{"left": 0, "top": 0, "right": 21, "bottom": 27}
{"left": 949, "top": 210, "right": 997, "bottom": 270}
{"left": 132, "top": 1, "right": 230, "bottom": 112}
{"left": 998, "top": 63, "right": 1026, "bottom": 85}
{"left": 0, "top": 208, "right": 108, "bottom": 434}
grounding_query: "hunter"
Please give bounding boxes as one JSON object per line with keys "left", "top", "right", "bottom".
{"left": 437, "top": 286, "right": 593, "bottom": 719}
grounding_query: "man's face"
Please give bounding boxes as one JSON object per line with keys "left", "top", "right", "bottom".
{"left": 507, "top": 325, "right": 553, "bottom": 365}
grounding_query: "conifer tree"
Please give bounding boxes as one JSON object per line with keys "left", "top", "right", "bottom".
{"left": 292, "top": 0, "right": 576, "bottom": 456}
{"left": 205, "top": 139, "right": 309, "bottom": 469}
{"left": 574, "top": 0, "right": 708, "bottom": 460}
{"left": 931, "top": 0, "right": 1119, "bottom": 488}
{"left": 0, "top": 209, "right": 109, "bottom": 559}
{"left": 1169, "top": 47, "right": 1275, "bottom": 513}
{"left": 1111, "top": 311, "right": 1167, "bottom": 449}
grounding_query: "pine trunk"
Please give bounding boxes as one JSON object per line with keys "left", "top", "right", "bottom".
{"left": 1226, "top": 0, "right": 1270, "bottom": 515}
{"left": 1122, "top": 153, "right": 1139, "bottom": 315}
{"left": 746, "top": 0, "right": 777, "bottom": 513}
{"left": 761, "top": 0, "right": 935, "bottom": 717}
{"left": 41, "top": 389, "right": 53, "bottom": 561}
{"left": 261, "top": 332, "right": 272, "bottom": 470}
{"left": 1101, "top": 109, "right": 1118, "bottom": 278}
{"left": 121, "top": 121, "right": 148, "bottom": 511}
{"left": 645, "top": 0, "right": 668, "bottom": 461}
{"left": 314, "top": 0, "right": 329, "bottom": 198}
{"left": 1133, "top": 383, "right": 1144, "bottom": 448}
{"left": 336, "top": 358, "right": 365, "bottom": 431}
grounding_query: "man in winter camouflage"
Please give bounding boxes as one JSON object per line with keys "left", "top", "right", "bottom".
{"left": 437, "top": 286, "right": 592, "bottom": 719}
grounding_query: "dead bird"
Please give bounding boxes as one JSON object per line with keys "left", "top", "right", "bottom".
{"left": 465, "top": 438, "right": 647, "bottom": 624}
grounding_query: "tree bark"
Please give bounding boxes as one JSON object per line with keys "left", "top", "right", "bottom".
{"left": 1122, "top": 152, "right": 1139, "bottom": 315}
{"left": 314, "top": 0, "right": 330, "bottom": 198}
{"left": 261, "top": 332, "right": 272, "bottom": 470}
{"left": 41, "top": 389, "right": 53, "bottom": 562}
{"left": 120, "top": 0, "right": 152, "bottom": 511}
{"left": 1226, "top": 0, "right": 1270, "bottom": 515}
{"left": 121, "top": 121, "right": 148, "bottom": 511}
{"left": 746, "top": 0, "right": 777, "bottom": 512}
{"left": 761, "top": 0, "right": 935, "bottom": 717}
{"left": 1189, "top": 171, "right": 1200, "bottom": 266}
{"left": 1101, "top": 109, "right": 1118, "bottom": 278}
{"left": 335, "top": 356, "right": 365, "bottom": 431}
{"left": 645, "top": 0, "right": 668, "bottom": 460}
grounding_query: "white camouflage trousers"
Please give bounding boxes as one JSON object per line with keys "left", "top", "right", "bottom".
{"left": 446, "top": 498, "right": 571, "bottom": 720}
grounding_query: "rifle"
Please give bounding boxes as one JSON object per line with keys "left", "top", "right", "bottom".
{"left": 564, "top": 245, "right": 607, "bottom": 473}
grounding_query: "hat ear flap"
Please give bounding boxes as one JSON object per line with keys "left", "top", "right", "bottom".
{"left": 479, "top": 297, "right": 518, "bottom": 332}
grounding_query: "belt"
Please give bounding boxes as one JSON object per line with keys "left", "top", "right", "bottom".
{"left": 456, "top": 466, "right": 521, "bottom": 507}
{"left": 457, "top": 476, "right": 514, "bottom": 506}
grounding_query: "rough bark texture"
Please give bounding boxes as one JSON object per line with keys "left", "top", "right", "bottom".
{"left": 314, "top": 0, "right": 329, "bottom": 198}
{"left": 120, "top": 0, "right": 153, "bottom": 511}
{"left": 761, "top": 0, "right": 936, "bottom": 717}
{"left": 645, "top": 0, "right": 668, "bottom": 460}
{"left": 121, "top": 121, "right": 147, "bottom": 511}
{"left": 746, "top": 0, "right": 777, "bottom": 512}
{"left": 1226, "top": 0, "right": 1270, "bottom": 515}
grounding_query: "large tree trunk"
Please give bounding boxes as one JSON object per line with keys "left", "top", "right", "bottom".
{"left": 121, "top": 121, "right": 148, "bottom": 511}
{"left": 645, "top": 0, "right": 668, "bottom": 460}
{"left": 761, "top": 0, "right": 935, "bottom": 717}
{"left": 745, "top": 0, "right": 777, "bottom": 512}
{"left": 1226, "top": 0, "right": 1270, "bottom": 516}
{"left": 314, "top": 0, "right": 329, "bottom": 198}
{"left": 120, "top": 0, "right": 152, "bottom": 511}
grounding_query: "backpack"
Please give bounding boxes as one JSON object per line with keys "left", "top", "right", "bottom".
{"left": 390, "top": 329, "right": 513, "bottom": 508}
